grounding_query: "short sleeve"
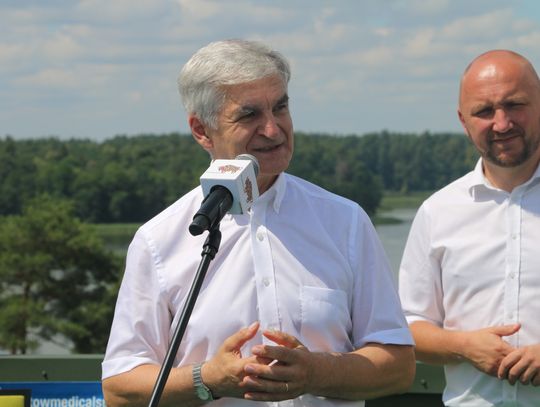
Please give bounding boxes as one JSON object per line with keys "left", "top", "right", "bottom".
{"left": 398, "top": 203, "right": 444, "bottom": 326}
{"left": 101, "top": 229, "right": 172, "bottom": 379}
{"left": 349, "top": 206, "right": 414, "bottom": 348}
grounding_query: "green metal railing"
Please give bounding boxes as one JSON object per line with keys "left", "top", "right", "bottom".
{"left": 0, "top": 355, "right": 445, "bottom": 406}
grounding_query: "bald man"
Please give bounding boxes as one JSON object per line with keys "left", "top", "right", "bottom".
{"left": 399, "top": 50, "right": 540, "bottom": 406}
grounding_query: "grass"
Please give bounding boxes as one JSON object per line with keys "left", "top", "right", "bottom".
{"left": 372, "top": 215, "right": 403, "bottom": 225}
{"left": 379, "top": 190, "right": 432, "bottom": 211}
{"left": 373, "top": 190, "right": 432, "bottom": 225}
{"left": 91, "top": 191, "right": 433, "bottom": 243}
{"left": 92, "top": 223, "right": 141, "bottom": 254}
{"left": 92, "top": 223, "right": 140, "bottom": 240}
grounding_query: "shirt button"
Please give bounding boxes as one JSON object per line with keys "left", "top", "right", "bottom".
{"left": 512, "top": 234, "right": 517, "bottom": 240}
{"left": 263, "top": 278, "right": 270, "bottom": 287}
{"left": 507, "top": 313, "right": 513, "bottom": 319}
{"left": 509, "top": 272, "right": 515, "bottom": 279}
{"left": 257, "top": 232, "right": 264, "bottom": 241}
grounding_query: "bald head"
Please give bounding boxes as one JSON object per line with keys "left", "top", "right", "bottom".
{"left": 457, "top": 49, "right": 540, "bottom": 183}
{"left": 459, "top": 50, "right": 540, "bottom": 107}
{"left": 462, "top": 50, "right": 536, "bottom": 75}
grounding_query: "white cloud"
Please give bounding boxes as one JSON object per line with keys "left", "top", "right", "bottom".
{"left": 374, "top": 27, "right": 393, "bottom": 38}
{"left": 41, "top": 32, "right": 82, "bottom": 61}
{"left": 19, "top": 68, "right": 80, "bottom": 88}
{"left": 511, "top": 31, "right": 540, "bottom": 48}
{"left": 441, "top": 9, "right": 514, "bottom": 40}
{"left": 394, "top": 0, "right": 451, "bottom": 16}
{"left": 175, "top": 0, "right": 222, "bottom": 20}
{"left": 0, "top": 43, "right": 27, "bottom": 67}
{"left": 2, "top": 0, "right": 540, "bottom": 139}
{"left": 404, "top": 28, "right": 436, "bottom": 57}
{"left": 76, "top": 0, "right": 169, "bottom": 22}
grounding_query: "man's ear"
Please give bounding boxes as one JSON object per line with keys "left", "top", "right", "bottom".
{"left": 457, "top": 110, "right": 471, "bottom": 140}
{"left": 189, "top": 115, "right": 213, "bottom": 151}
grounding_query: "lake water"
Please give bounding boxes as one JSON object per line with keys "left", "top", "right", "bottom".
{"left": 375, "top": 207, "right": 418, "bottom": 281}
{"left": 29, "top": 208, "right": 417, "bottom": 355}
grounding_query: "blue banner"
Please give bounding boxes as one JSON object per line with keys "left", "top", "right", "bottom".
{"left": 0, "top": 382, "right": 105, "bottom": 407}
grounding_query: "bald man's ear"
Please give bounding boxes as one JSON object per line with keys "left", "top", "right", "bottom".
{"left": 457, "top": 110, "right": 465, "bottom": 126}
{"left": 457, "top": 110, "right": 471, "bottom": 139}
{"left": 189, "top": 115, "right": 213, "bottom": 151}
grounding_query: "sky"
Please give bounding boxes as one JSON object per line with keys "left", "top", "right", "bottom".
{"left": 2, "top": 0, "right": 540, "bottom": 141}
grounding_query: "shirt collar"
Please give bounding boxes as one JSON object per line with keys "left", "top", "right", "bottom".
{"left": 469, "top": 158, "right": 540, "bottom": 198}
{"left": 469, "top": 158, "right": 485, "bottom": 191}
{"left": 531, "top": 160, "right": 540, "bottom": 180}
{"left": 253, "top": 172, "right": 286, "bottom": 214}
{"left": 527, "top": 160, "right": 540, "bottom": 189}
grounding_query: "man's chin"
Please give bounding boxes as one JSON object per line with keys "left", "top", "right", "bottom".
{"left": 486, "top": 152, "right": 529, "bottom": 168}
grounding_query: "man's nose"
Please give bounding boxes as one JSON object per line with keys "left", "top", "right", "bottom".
{"left": 260, "top": 114, "right": 280, "bottom": 138}
{"left": 492, "top": 108, "right": 513, "bottom": 133}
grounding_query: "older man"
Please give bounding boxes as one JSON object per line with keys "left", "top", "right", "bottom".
{"left": 399, "top": 50, "right": 540, "bottom": 406}
{"left": 102, "top": 39, "right": 414, "bottom": 407}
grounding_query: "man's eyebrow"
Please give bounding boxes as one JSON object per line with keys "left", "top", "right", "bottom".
{"left": 236, "top": 105, "right": 256, "bottom": 114}
{"left": 234, "top": 94, "right": 289, "bottom": 115}
{"left": 471, "top": 95, "right": 529, "bottom": 113}
{"left": 276, "top": 94, "right": 289, "bottom": 105}
{"left": 503, "top": 95, "right": 529, "bottom": 103}
{"left": 471, "top": 102, "right": 491, "bottom": 112}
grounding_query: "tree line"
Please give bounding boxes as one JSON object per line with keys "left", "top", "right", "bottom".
{"left": 0, "top": 131, "right": 479, "bottom": 354}
{"left": 0, "top": 131, "right": 478, "bottom": 223}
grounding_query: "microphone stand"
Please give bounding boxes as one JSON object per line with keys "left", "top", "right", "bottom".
{"left": 148, "top": 223, "right": 222, "bottom": 407}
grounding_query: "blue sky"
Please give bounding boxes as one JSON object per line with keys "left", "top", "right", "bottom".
{"left": 2, "top": 0, "right": 540, "bottom": 140}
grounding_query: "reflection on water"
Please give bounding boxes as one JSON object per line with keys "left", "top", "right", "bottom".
{"left": 375, "top": 208, "right": 418, "bottom": 282}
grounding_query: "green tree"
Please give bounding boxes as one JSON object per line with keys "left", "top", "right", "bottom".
{"left": 290, "top": 133, "right": 383, "bottom": 215}
{"left": 0, "top": 195, "right": 121, "bottom": 354}
{"left": 0, "top": 132, "right": 479, "bottom": 222}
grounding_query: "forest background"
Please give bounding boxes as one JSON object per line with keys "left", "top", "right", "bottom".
{"left": 0, "top": 131, "right": 479, "bottom": 355}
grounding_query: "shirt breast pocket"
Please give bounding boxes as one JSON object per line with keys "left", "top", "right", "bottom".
{"left": 299, "top": 286, "right": 353, "bottom": 352}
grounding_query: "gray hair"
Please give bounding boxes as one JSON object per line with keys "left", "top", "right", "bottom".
{"left": 178, "top": 39, "right": 291, "bottom": 129}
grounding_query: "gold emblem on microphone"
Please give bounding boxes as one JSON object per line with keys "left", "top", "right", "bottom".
{"left": 244, "top": 178, "right": 254, "bottom": 203}
{"left": 218, "top": 164, "right": 241, "bottom": 174}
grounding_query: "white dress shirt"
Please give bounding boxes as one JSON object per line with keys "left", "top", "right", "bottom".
{"left": 399, "top": 159, "right": 540, "bottom": 406}
{"left": 102, "top": 173, "right": 413, "bottom": 407}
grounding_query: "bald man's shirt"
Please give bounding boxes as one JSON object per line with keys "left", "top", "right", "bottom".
{"left": 400, "top": 159, "right": 540, "bottom": 406}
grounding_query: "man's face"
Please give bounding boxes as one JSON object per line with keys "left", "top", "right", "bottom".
{"left": 196, "top": 74, "right": 294, "bottom": 193}
{"left": 458, "top": 57, "right": 540, "bottom": 169}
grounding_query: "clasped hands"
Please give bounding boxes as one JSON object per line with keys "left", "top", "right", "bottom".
{"left": 202, "top": 321, "right": 315, "bottom": 401}
{"left": 465, "top": 323, "right": 540, "bottom": 386}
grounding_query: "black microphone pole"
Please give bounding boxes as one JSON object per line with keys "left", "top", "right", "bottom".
{"left": 148, "top": 221, "right": 224, "bottom": 406}
{"left": 189, "top": 186, "right": 233, "bottom": 236}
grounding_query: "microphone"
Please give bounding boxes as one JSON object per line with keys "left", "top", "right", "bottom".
{"left": 189, "top": 154, "right": 260, "bottom": 236}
